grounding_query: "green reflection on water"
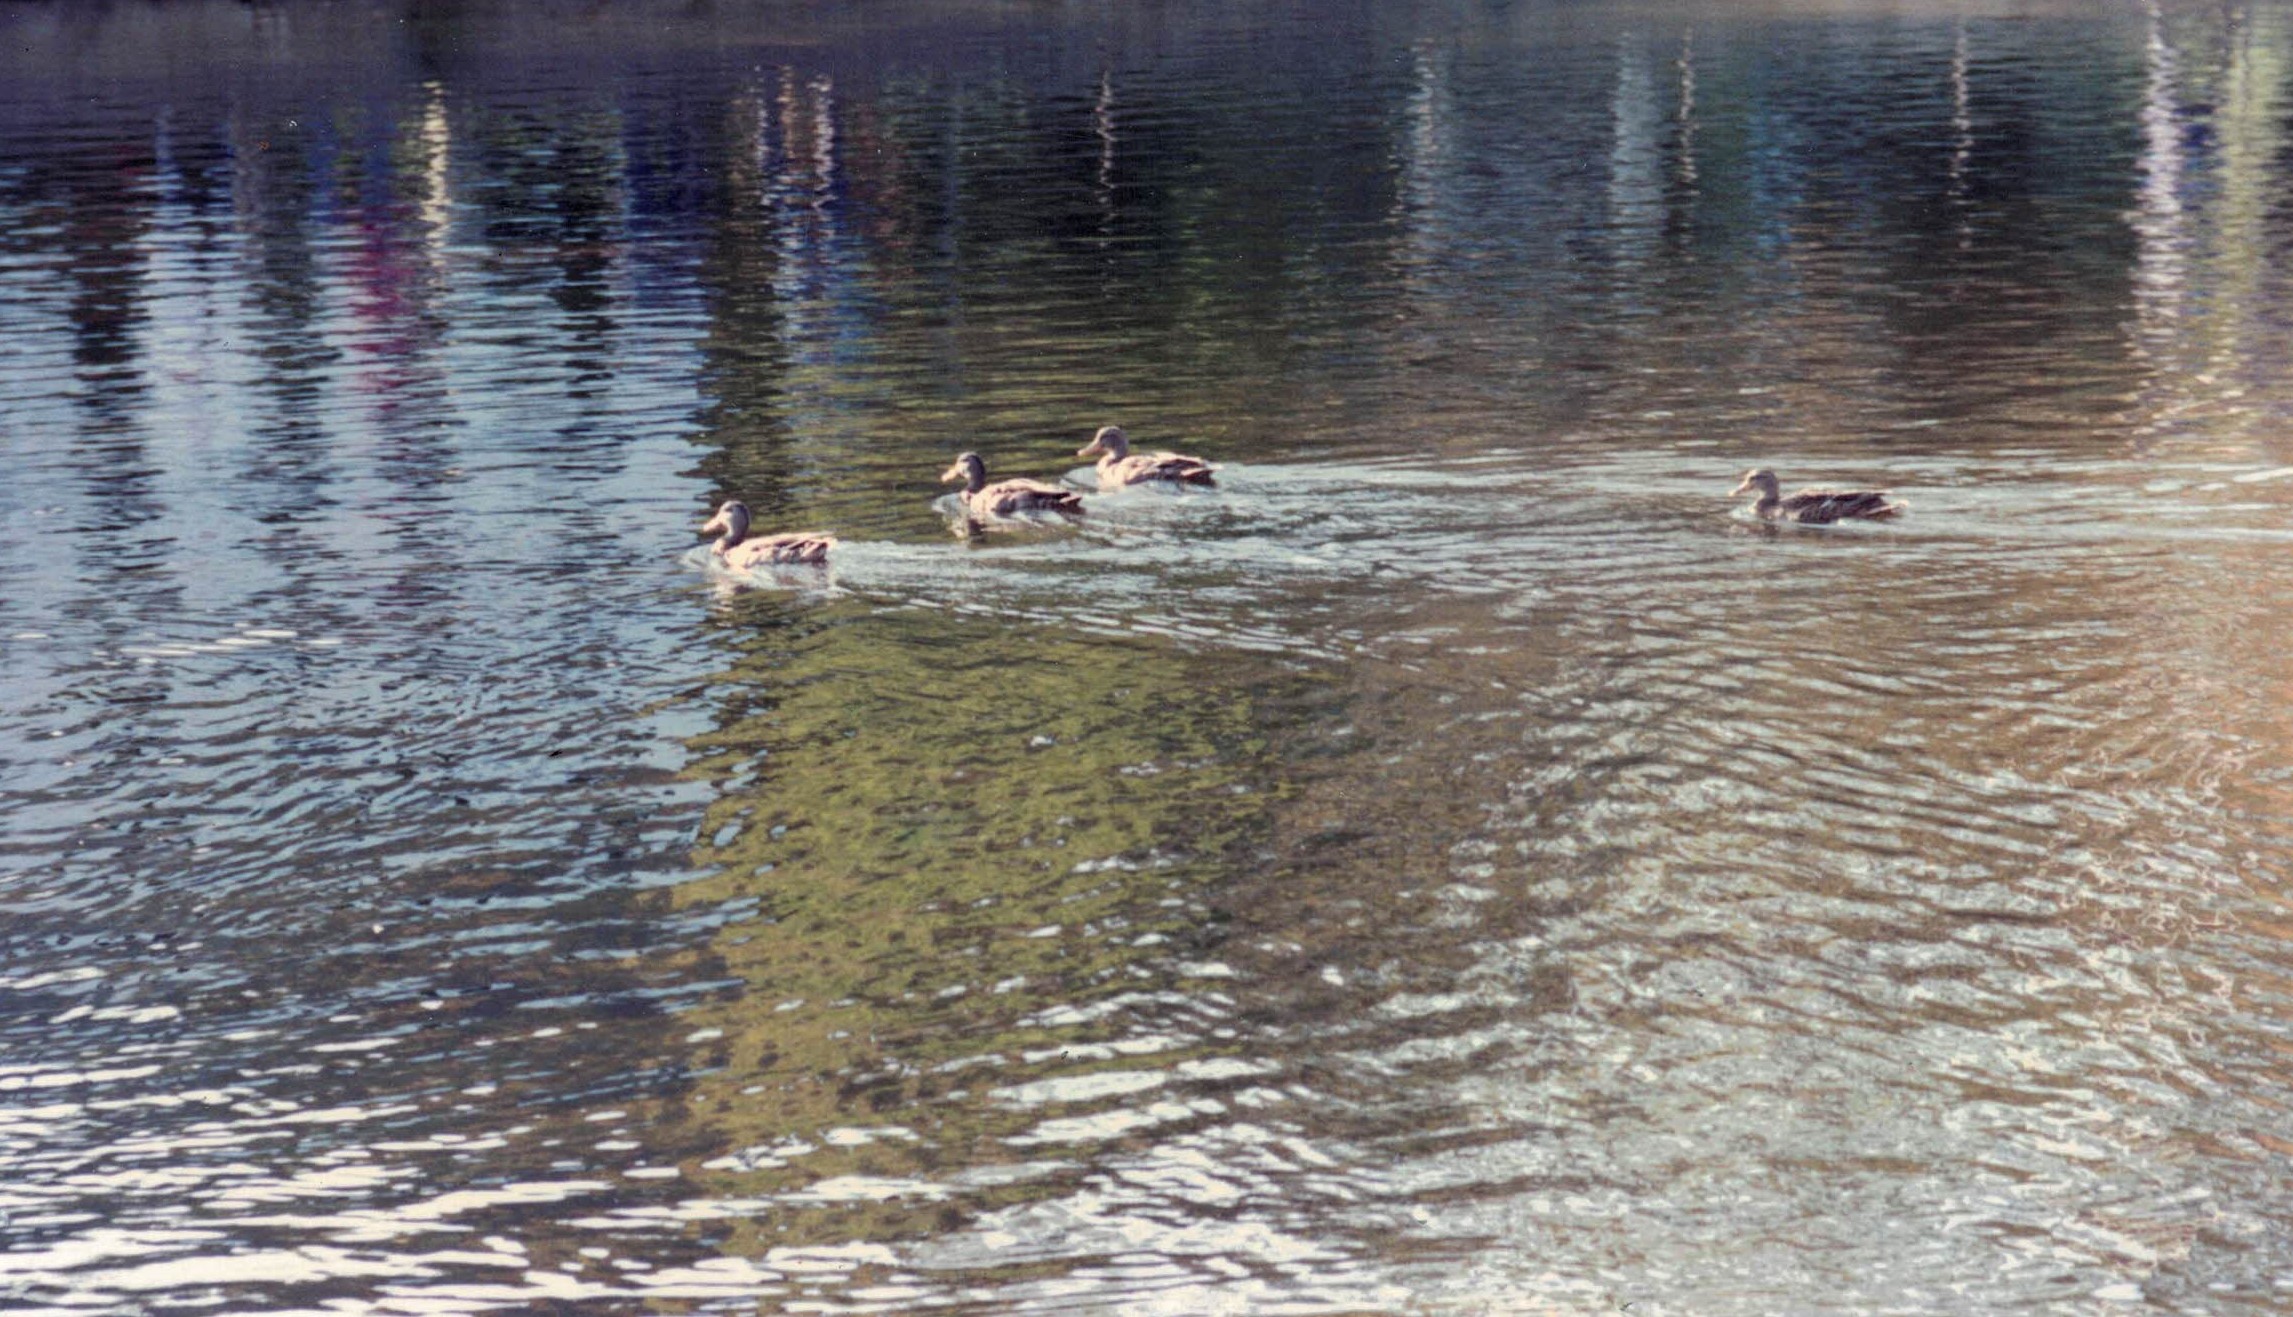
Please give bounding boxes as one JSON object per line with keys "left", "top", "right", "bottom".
{"left": 665, "top": 590, "right": 1281, "bottom": 1242}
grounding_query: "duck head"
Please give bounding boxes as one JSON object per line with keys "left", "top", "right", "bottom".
{"left": 1732, "top": 469, "right": 1780, "bottom": 501}
{"left": 1077, "top": 425, "right": 1130, "bottom": 461}
{"left": 941, "top": 452, "right": 988, "bottom": 494}
{"left": 701, "top": 499, "right": 751, "bottom": 549}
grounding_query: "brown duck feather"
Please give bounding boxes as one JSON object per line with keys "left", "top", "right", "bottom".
{"left": 940, "top": 452, "right": 1086, "bottom": 520}
{"left": 701, "top": 500, "right": 837, "bottom": 568}
{"left": 1098, "top": 452, "right": 1217, "bottom": 488}
{"left": 722, "top": 531, "right": 838, "bottom": 567}
{"left": 1077, "top": 425, "right": 1217, "bottom": 489}
{"left": 970, "top": 477, "right": 1086, "bottom": 518}
{"left": 1733, "top": 469, "right": 1903, "bottom": 524}
{"left": 1773, "top": 488, "right": 1903, "bottom": 524}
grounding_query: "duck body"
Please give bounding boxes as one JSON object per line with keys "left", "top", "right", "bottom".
{"left": 1077, "top": 425, "right": 1215, "bottom": 489}
{"left": 722, "top": 532, "right": 839, "bottom": 568}
{"left": 701, "top": 500, "right": 837, "bottom": 567}
{"left": 1733, "top": 469, "right": 1903, "bottom": 524}
{"left": 940, "top": 452, "right": 1086, "bottom": 519}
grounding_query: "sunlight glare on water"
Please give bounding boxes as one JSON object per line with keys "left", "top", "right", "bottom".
{"left": 3, "top": 1, "right": 2293, "bottom": 1312}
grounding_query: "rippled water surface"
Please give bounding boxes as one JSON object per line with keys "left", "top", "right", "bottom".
{"left": 6, "top": 1, "right": 2293, "bottom": 1311}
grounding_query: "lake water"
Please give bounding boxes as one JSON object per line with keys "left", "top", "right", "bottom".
{"left": 5, "top": 1, "right": 2293, "bottom": 1311}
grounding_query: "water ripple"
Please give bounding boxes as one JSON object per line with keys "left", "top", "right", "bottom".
{"left": 7, "top": 0, "right": 2293, "bottom": 1312}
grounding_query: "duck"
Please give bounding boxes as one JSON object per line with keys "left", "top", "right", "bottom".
{"left": 1076, "top": 425, "right": 1216, "bottom": 489}
{"left": 940, "top": 452, "right": 1086, "bottom": 519}
{"left": 1732, "top": 469, "right": 1904, "bottom": 524}
{"left": 700, "top": 500, "right": 837, "bottom": 567}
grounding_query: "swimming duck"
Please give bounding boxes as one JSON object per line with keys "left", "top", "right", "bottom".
{"left": 940, "top": 452, "right": 1086, "bottom": 519}
{"left": 1732, "top": 469, "right": 1904, "bottom": 524}
{"left": 1076, "top": 425, "right": 1216, "bottom": 489}
{"left": 700, "top": 500, "right": 837, "bottom": 567}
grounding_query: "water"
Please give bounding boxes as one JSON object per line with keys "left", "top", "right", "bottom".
{"left": 4, "top": 0, "right": 2293, "bottom": 1311}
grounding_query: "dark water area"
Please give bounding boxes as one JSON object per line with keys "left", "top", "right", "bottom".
{"left": 5, "top": 0, "right": 2293, "bottom": 1311}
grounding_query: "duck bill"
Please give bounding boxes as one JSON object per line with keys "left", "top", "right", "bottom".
{"left": 1076, "top": 439, "right": 1103, "bottom": 459}
{"left": 1730, "top": 477, "right": 1756, "bottom": 496}
{"left": 700, "top": 511, "right": 728, "bottom": 537}
{"left": 940, "top": 463, "right": 966, "bottom": 484}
